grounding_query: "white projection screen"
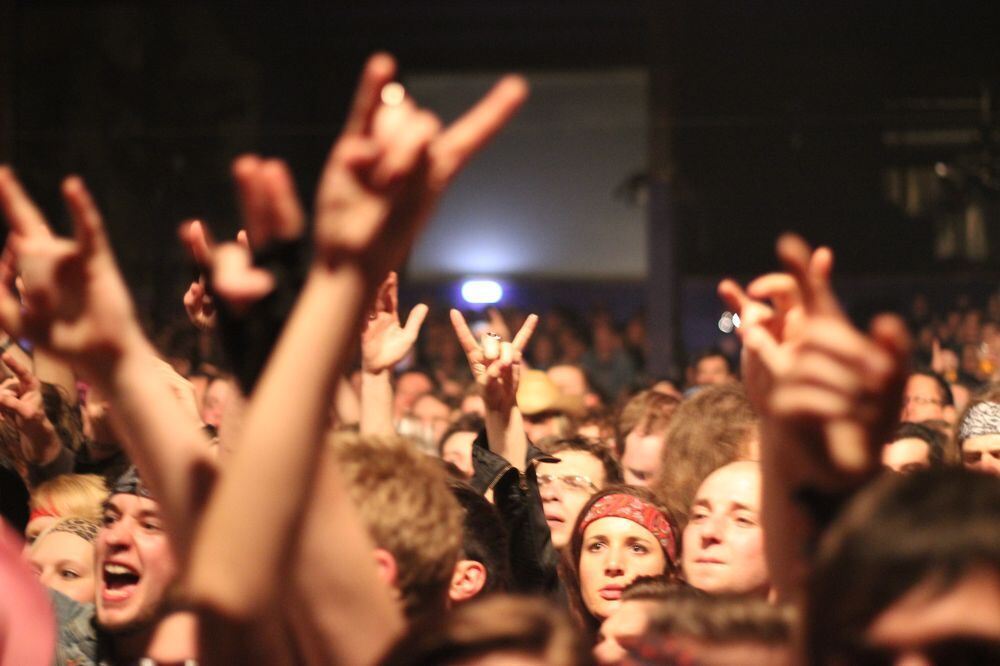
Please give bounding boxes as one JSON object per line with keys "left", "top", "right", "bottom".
{"left": 405, "top": 69, "right": 648, "bottom": 280}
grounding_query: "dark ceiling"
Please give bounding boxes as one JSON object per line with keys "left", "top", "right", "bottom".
{"left": 2, "top": 1, "right": 1000, "bottom": 323}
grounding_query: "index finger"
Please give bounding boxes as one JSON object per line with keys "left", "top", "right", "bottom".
{"left": 717, "top": 279, "right": 749, "bottom": 315}
{"left": 450, "top": 308, "right": 480, "bottom": 355}
{"left": 776, "top": 234, "right": 840, "bottom": 317}
{"left": 431, "top": 75, "right": 529, "bottom": 184}
{"left": 343, "top": 53, "right": 398, "bottom": 137}
{"left": 0, "top": 167, "right": 51, "bottom": 237}
{"left": 0, "top": 351, "right": 34, "bottom": 390}
{"left": 62, "top": 176, "right": 109, "bottom": 257}
{"left": 511, "top": 313, "right": 538, "bottom": 351}
{"left": 746, "top": 273, "right": 801, "bottom": 317}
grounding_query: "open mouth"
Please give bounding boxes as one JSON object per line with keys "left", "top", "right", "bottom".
{"left": 102, "top": 563, "right": 140, "bottom": 602}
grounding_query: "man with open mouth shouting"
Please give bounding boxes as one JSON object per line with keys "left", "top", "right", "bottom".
{"left": 53, "top": 466, "right": 192, "bottom": 666}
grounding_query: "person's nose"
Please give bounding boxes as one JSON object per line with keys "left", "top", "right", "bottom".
{"left": 539, "top": 479, "right": 560, "bottom": 502}
{"left": 604, "top": 545, "right": 624, "bottom": 577}
{"left": 699, "top": 512, "right": 724, "bottom": 546}
{"left": 102, "top": 516, "right": 134, "bottom": 551}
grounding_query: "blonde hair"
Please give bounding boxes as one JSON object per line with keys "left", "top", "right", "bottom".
{"left": 328, "top": 433, "right": 462, "bottom": 620}
{"left": 29, "top": 474, "right": 108, "bottom": 521}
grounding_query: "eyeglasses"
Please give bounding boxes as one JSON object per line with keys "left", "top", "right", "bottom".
{"left": 537, "top": 473, "right": 598, "bottom": 493}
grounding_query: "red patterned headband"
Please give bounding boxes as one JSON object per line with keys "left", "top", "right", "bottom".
{"left": 28, "top": 506, "right": 60, "bottom": 523}
{"left": 578, "top": 493, "right": 677, "bottom": 564}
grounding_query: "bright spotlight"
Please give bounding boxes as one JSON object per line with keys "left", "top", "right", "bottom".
{"left": 461, "top": 279, "right": 503, "bottom": 305}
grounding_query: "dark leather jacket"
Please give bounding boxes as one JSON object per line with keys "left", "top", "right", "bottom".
{"left": 468, "top": 430, "right": 563, "bottom": 596}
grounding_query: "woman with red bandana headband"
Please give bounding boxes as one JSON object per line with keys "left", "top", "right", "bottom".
{"left": 564, "top": 485, "right": 681, "bottom": 635}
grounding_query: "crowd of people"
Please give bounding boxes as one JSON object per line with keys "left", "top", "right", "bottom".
{"left": 0, "top": 53, "right": 999, "bottom": 665}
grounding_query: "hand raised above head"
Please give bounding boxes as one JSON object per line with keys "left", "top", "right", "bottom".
{"left": 314, "top": 53, "right": 528, "bottom": 278}
{"left": 749, "top": 234, "right": 910, "bottom": 476}
{"left": 0, "top": 169, "right": 141, "bottom": 373}
{"left": 450, "top": 308, "right": 537, "bottom": 412}
{"left": 361, "top": 271, "right": 428, "bottom": 374}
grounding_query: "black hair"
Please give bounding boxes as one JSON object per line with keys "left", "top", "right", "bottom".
{"left": 449, "top": 482, "right": 511, "bottom": 596}
{"left": 438, "top": 413, "right": 485, "bottom": 452}
{"left": 891, "top": 421, "right": 947, "bottom": 466}
{"left": 909, "top": 368, "right": 954, "bottom": 407}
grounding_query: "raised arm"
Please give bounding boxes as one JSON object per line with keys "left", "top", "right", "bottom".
{"left": 0, "top": 168, "right": 214, "bottom": 560}
{"left": 450, "top": 308, "right": 538, "bottom": 470}
{"left": 184, "top": 54, "right": 528, "bottom": 661}
{"left": 724, "top": 234, "right": 909, "bottom": 603}
{"left": 360, "top": 271, "right": 427, "bottom": 436}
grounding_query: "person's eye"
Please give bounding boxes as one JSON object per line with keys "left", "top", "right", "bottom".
{"left": 690, "top": 510, "right": 708, "bottom": 522}
{"left": 101, "top": 513, "right": 117, "bottom": 527}
{"left": 587, "top": 541, "right": 605, "bottom": 553}
{"left": 142, "top": 521, "right": 162, "bottom": 532}
{"left": 60, "top": 569, "right": 80, "bottom": 580}
{"left": 630, "top": 543, "right": 649, "bottom": 554}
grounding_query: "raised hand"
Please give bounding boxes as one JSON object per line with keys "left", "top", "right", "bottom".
{"left": 0, "top": 352, "right": 60, "bottom": 466}
{"left": 361, "top": 271, "right": 427, "bottom": 374}
{"left": 313, "top": 54, "right": 528, "bottom": 278}
{"left": 719, "top": 269, "right": 806, "bottom": 413}
{"left": 450, "top": 308, "right": 538, "bottom": 412}
{"left": 0, "top": 169, "right": 141, "bottom": 373}
{"left": 179, "top": 158, "right": 306, "bottom": 392}
{"left": 183, "top": 278, "right": 216, "bottom": 331}
{"left": 751, "top": 234, "right": 909, "bottom": 475}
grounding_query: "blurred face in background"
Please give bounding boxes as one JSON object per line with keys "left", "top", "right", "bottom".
{"left": 394, "top": 371, "right": 433, "bottom": 420}
{"left": 411, "top": 394, "right": 452, "bottom": 448}
{"left": 900, "top": 375, "right": 946, "bottom": 423}
{"left": 882, "top": 437, "right": 931, "bottom": 474}
{"left": 201, "top": 377, "right": 232, "bottom": 429}
{"left": 621, "top": 430, "right": 666, "bottom": 487}
{"left": 30, "top": 530, "right": 96, "bottom": 604}
{"left": 962, "top": 434, "right": 1000, "bottom": 476}
{"left": 683, "top": 462, "right": 769, "bottom": 596}
{"left": 694, "top": 356, "right": 732, "bottom": 387}
{"left": 441, "top": 430, "right": 477, "bottom": 479}
{"left": 537, "top": 450, "right": 605, "bottom": 549}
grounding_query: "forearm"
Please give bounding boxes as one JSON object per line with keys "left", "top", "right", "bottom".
{"left": 86, "top": 333, "right": 215, "bottom": 560}
{"left": 360, "top": 369, "right": 394, "bottom": 436}
{"left": 333, "top": 376, "right": 361, "bottom": 428}
{"left": 485, "top": 405, "right": 528, "bottom": 471}
{"left": 186, "top": 262, "right": 370, "bottom": 618}
{"left": 759, "top": 420, "right": 813, "bottom": 604}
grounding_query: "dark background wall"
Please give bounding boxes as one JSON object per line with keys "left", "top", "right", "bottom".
{"left": 2, "top": 1, "right": 999, "bottom": 334}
